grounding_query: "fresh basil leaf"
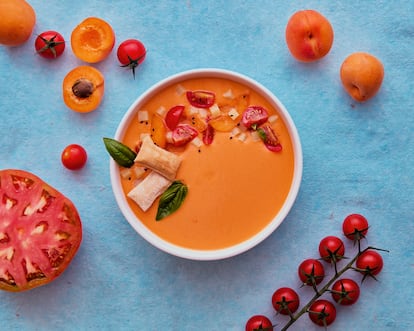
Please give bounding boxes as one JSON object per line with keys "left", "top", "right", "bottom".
{"left": 103, "top": 137, "right": 137, "bottom": 168}
{"left": 156, "top": 181, "right": 188, "bottom": 221}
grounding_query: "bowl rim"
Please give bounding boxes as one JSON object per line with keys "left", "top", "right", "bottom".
{"left": 110, "top": 68, "right": 303, "bottom": 261}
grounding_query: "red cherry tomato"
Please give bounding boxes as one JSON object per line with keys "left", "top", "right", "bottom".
{"left": 35, "top": 31, "right": 65, "bottom": 59}
{"left": 117, "top": 39, "right": 146, "bottom": 78}
{"left": 271, "top": 287, "right": 300, "bottom": 315}
{"left": 186, "top": 90, "right": 215, "bottom": 108}
{"left": 257, "top": 124, "right": 282, "bottom": 152}
{"left": 319, "top": 236, "right": 345, "bottom": 263}
{"left": 356, "top": 250, "right": 384, "bottom": 278}
{"left": 298, "top": 259, "right": 325, "bottom": 286}
{"left": 61, "top": 144, "right": 88, "bottom": 170}
{"left": 331, "top": 278, "right": 360, "bottom": 305}
{"left": 241, "top": 105, "right": 269, "bottom": 129}
{"left": 308, "top": 299, "right": 336, "bottom": 327}
{"left": 0, "top": 169, "right": 82, "bottom": 292}
{"left": 342, "top": 213, "right": 369, "bottom": 240}
{"left": 165, "top": 105, "right": 185, "bottom": 130}
{"left": 245, "top": 315, "right": 273, "bottom": 331}
{"left": 171, "top": 124, "right": 198, "bottom": 147}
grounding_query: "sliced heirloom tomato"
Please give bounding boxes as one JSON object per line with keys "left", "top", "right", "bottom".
{"left": 0, "top": 169, "right": 82, "bottom": 292}
{"left": 186, "top": 90, "right": 215, "bottom": 108}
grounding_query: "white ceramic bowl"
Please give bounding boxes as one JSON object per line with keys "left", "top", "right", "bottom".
{"left": 110, "top": 68, "right": 303, "bottom": 261}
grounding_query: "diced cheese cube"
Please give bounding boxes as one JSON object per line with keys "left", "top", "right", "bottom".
{"left": 268, "top": 114, "right": 279, "bottom": 123}
{"left": 209, "top": 104, "right": 221, "bottom": 117}
{"left": 230, "top": 127, "right": 242, "bottom": 137}
{"left": 189, "top": 106, "right": 200, "bottom": 114}
{"left": 191, "top": 136, "right": 203, "bottom": 148}
{"left": 137, "top": 110, "right": 149, "bottom": 122}
{"left": 222, "top": 89, "right": 235, "bottom": 99}
{"left": 156, "top": 106, "right": 166, "bottom": 116}
{"left": 120, "top": 168, "right": 132, "bottom": 179}
{"left": 228, "top": 107, "right": 240, "bottom": 120}
{"left": 250, "top": 130, "right": 261, "bottom": 142}
{"left": 133, "top": 166, "right": 147, "bottom": 179}
{"left": 237, "top": 132, "right": 247, "bottom": 142}
{"left": 175, "top": 84, "right": 186, "bottom": 96}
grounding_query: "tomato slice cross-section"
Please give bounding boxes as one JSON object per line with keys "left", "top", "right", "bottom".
{"left": 0, "top": 169, "right": 82, "bottom": 292}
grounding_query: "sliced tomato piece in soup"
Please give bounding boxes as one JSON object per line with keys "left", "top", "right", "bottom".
{"left": 0, "top": 169, "right": 82, "bottom": 292}
{"left": 186, "top": 90, "right": 215, "bottom": 108}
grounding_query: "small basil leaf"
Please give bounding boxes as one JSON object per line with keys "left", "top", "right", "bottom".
{"left": 156, "top": 181, "right": 188, "bottom": 221}
{"left": 103, "top": 137, "right": 137, "bottom": 168}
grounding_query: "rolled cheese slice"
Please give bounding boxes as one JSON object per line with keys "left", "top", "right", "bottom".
{"left": 127, "top": 171, "right": 172, "bottom": 212}
{"left": 135, "top": 135, "right": 181, "bottom": 181}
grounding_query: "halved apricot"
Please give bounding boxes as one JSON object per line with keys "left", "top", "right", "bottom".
{"left": 71, "top": 17, "right": 115, "bottom": 63}
{"left": 62, "top": 66, "right": 104, "bottom": 113}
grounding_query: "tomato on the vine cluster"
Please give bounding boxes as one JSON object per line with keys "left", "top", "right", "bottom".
{"left": 61, "top": 144, "right": 88, "bottom": 170}
{"left": 117, "top": 39, "right": 146, "bottom": 78}
{"left": 245, "top": 213, "right": 386, "bottom": 329}
{"left": 35, "top": 31, "right": 65, "bottom": 59}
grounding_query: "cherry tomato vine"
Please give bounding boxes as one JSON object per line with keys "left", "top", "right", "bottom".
{"left": 245, "top": 213, "right": 388, "bottom": 331}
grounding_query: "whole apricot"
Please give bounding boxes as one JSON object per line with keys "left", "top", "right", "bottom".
{"left": 285, "top": 9, "right": 334, "bottom": 62}
{"left": 340, "top": 52, "right": 384, "bottom": 102}
{"left": 0, "top": 0, "right": 36, "bottom": 46}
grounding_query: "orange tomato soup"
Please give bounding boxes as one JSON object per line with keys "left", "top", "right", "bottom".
{"left": 121, "top": 77, "right": 295, "bottom": 250}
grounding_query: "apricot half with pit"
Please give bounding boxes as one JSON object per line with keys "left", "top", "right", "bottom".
{"left": 62, "top": 66, "right": 104, "bottom": 113}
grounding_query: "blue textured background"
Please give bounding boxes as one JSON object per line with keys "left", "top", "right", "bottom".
{"left": 1, "top": 1, "right": 413, "bottom": 330}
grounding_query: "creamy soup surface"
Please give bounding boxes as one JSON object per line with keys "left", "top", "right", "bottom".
{"left": 120, "top": 77, "right": 295, "bottom": 250}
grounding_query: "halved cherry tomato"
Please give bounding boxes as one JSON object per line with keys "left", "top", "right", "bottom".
{"left": 117, "top": 39, "right": 146, "bottom": 79}
{"left": 35, "top": 31, "right": 65, "bottom": 59}
{"left": 203, "top": 124, "right": 215, "bottom": 145}
{"left": 186, "top": 90, "right": 215, "bottom": 108}
{"left": 0, "top": 169, "right": 82, "bottom": 292}
{"left": 257, "top": 124, "right": 282, "bottom": 152}
{"left": 61, "top": 144, "right": 88, "bottom": 170}
{"left": 165, "top": 105, "right": 185, "bottom": 130}
{"left": 241, "top": 105, "right": 269, "bottom": 129}
{"left": 171, "top": 124, "right": 198, "bottom": 147}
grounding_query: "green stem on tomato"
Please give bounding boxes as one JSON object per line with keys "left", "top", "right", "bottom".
{"left": 280, "top": 246, "right": 379, "bottom": 331}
